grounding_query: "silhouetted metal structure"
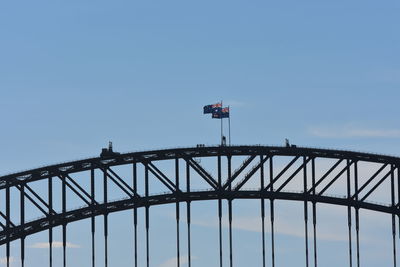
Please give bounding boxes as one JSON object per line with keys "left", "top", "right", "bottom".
{"left": 0, "top": 145, "right": 399, "bottom": 267}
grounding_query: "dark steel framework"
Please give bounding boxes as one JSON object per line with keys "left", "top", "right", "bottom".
{"left": 1, "top": 145, "right": 400, "bottom": 267}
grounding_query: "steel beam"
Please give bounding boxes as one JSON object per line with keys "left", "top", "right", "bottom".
{"left": 3, "top": 145, "right": 400, "bottom": 190}
{"left": 57, "top": 175, "right": 91, "bottom": 206}
{"left": 352, "top": 163, "right": 387, "bottom": 199}
{"left": 265, "top": 156, "right": 300, "bottom": 191}
{"left": 277, "top": 157, "right": 312, "bottom": 193}
{"left": 186, "top": 158, "right": 219, "bottom": 190}
{"left": 392, "top": 165, "right": 397, "bottom": 267}
{"left": 20, "top": 184, "right": 25, "bottom": 267}
{"left": 311, "top": 159, "right": 317, "bottom": 267}
{"left": 103, "top": 168, "right": 136, "bottom": 198}
{"left": 91, "top": 169, "right": 96, "bottom": 267}
{"left": 146, "top": 162, "right": 178, "bottom": 193}
{"left": 307, "top": 159, "right": 343, "bottom": 195}
{"left": 62, "top": 175, "right": 67, "bottom": 267}
{"left": 347, "top": 160, "right": 353, "bottom": 267}
{"left": 107, "top": 167, "right": 137, "bottom": 197}
{"left": 133, "top": 163, "right": 138, "bottom": 267}
{"left": 176, "top": 158, "right": 180, "bottom": 267}
{"left": 318, "top": 161, "right": 354, "bottom": 196}
{"left": 270, "top": 157, "right": 275, "bottom": 267}
{"left": 360, "top": 170, "right": 392, "bottom": 202}
{"left": 49, "top": 176, "right": 53, "bottom": 267}
{"left": 304, "top": 157, "right": 309, "bottom": 267}
{"left": 104, "top": 167, "right": 108, "bottom": 267}
{"left": 260, "top": 155, "right": 266, "bottom": 267}
{"left": 6, "top": 181, "right": 10, "bottom": 267}
{"left": 218, "top": 155, "right": 223, "bottom": 267}
{"left": 228, "top": 156, "right": 233, "bottom": 267}
{"left": 186, "top": 161, "right": 191, "bottom": 267}
{"left": 145, "top": 164, "right": 150, "bottom": 267}
{"left": 234, "top": 156, "right": 269, "bottom": 191}
{"left": 354, "top": 162, "right": 360, "bottom": 267}
{"left": 223, "top": 155, "right": 257, "bottom": 190}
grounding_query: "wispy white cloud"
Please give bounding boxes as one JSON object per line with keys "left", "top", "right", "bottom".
{"left": 308, "top": 125, "right": 400, "bottom": 138}
{"left": 158, "top": 255, "right": 196, "bottom": 267}
{"left": 0, "top": 257, "right": 15, "bottom": 265}
{"left": 29, "top": 241, "right": 80, "bottom": 249}
{"left": 194, "top": 215, "right": 348, "bottom": 242}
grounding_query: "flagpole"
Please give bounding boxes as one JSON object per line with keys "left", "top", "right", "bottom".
{"left": 220, "top": 100, "right": 223, "bottom": 146}
{"left": 228, "top": 106, "right": 231, "bottom": 146}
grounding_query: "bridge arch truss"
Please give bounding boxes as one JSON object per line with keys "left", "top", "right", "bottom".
{"left": 1, "top": 145, "right": 400, "bottom": 267}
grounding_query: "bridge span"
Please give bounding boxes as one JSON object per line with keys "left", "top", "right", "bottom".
{"left": 1, "top": 145, "right": 399, "bottom": 267}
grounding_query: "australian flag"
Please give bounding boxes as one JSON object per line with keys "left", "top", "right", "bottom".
{"left": 203, "top": 102, "right": 222, "bottom": 114}
{"left": 212, "top": 107, "right": 229, "bottom": 119}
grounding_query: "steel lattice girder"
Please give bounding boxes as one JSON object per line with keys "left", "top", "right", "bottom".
{"left": 0, "top": 145, "right": 400, "bottom": 246}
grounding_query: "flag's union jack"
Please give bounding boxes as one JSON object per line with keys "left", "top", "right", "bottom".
{"left": 203, "top": 103, "right": 222, "bottom": 114}
{"left": 212, "top": 106, "right": 229, "bottom": 119}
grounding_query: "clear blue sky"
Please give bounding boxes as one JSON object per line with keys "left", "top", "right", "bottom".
{"left": 1, "top": 1, "right": 400, "bottom": 266}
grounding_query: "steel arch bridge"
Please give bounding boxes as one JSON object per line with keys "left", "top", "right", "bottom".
{"left": 1, "top": 145, "right": 400, "bottom": 267}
